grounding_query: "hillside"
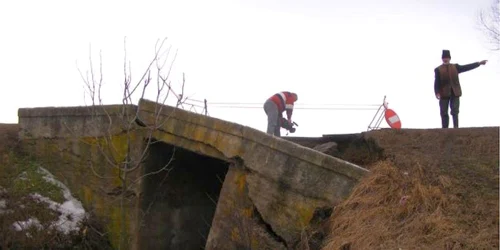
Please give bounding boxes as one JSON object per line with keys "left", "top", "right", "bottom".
{"left": 0, "top": 123, "right": 19, "bottom": 158}
{"left": 290, "top": 127, "right": 499, "bottom": 249}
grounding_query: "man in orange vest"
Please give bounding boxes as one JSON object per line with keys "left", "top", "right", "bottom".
{"left": 434, "top": 50, "right": 487, "bottom": 128}
{"left": 263, "top": 91, "right": 298, "bottom": 136}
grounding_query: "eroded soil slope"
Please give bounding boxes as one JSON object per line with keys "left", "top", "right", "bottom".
{"left": 0, "top": 123, "right": 19, "bottom": 154}
{"left": 320, "top": 127, "right": 499, "bottom": 250}
{"left": 0, "top": 124, "right": 20, "bottom": 165}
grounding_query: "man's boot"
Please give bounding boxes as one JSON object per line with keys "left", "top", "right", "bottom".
{"left": 452, "top": 115, "right": 459, "bottom": 128}
{"left": 441, "top": 115, "right": 449, "bottom": 128}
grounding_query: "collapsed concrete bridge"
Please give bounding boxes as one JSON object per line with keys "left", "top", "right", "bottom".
{"left": 18, "top": 98, "right": 369, "bottom": 250}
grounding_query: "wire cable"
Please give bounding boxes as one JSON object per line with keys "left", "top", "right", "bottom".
{"left": 182, "top": 97, "right": 383, "bottom": 112}
{"left": 183, "top": 103, "right": 379, "bottom": 111}
{"left": 201, "top": 102, "right": 380, "bottom": 107}
{"left": 198, "top": 106, "right": 378, "bottom": 111}
{"left": 184, "top": 97, "right": 381, "bottom": 107}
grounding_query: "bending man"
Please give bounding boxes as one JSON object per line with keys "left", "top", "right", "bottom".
{"left": 434, "top": 50, "right": 487, "bottom": 128}
{"left": 263, "top": 91, "right": 298, "bottom": 136}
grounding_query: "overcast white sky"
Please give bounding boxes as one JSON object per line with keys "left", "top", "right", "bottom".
{"left": 1, "top": 0, "right": 498, "bottom": 136}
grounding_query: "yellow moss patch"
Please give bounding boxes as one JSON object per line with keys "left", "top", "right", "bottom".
{"left": 242, "top": 207, "right": 253, "bottom": 218}
{"left": 231, "top": 227, "right": 241, "bottom": 241}
{"left": 81, "top": 185, "right": 108, "bottom": 218}
{"left": 191, "top": 124, "right": 207, "bottom": 141}
{"left": 108, "top": 205, "right": 131, "bottom": 249}
{"left": 81, "top": 133, "right": 142, "bottom": 187}
{"left": 235, "top": 173, "right": 247, "bottom": 194}
{"left": 80, "top": 133, "right": 138, "bottom": 163}
{"left": 46, "top": 142, "right": 60, "bottom": 156}
{"left": 112, "top": 167, "right": 123, "bottom": 187}
{"left": 251, "top": 238, "right": 259, "bottom": 249}
{"left": 82, "top": 186, "right": 93, "bottom": 207}
{"left": 151, "top": 131, "right": 174, "bottom": 144}
{"left": 296, "top": 204, "right": 315, "bottom": 228}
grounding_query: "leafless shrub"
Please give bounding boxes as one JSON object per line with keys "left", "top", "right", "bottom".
{"left": 69, "top": 37, "right": 193, "bottom": 249}
{"left": 478, "top": 0, "right": 500, "bottom": 51}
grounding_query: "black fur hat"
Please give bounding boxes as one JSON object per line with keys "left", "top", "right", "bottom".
{"left": 442, "top": 50, "right": 451, "bottom": 59}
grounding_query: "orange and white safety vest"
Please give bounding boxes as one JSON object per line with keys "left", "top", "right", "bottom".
{"left": 269, "top": 91, "right": 297, "bottom": 120}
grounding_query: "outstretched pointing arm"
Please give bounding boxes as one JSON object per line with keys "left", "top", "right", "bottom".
{"left": 456, "top": 60, "right": 487, "bottom": 73}
{"left": 456, "top": 62, "right": 480, "bottom": 73}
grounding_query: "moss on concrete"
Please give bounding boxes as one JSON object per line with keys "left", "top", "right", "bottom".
{"left": 108, "top": 205, "right": 131, "bottom": 249}
{"left": 20, "top": 133, "right": 141, "bottom": 250}
{"left": 295, "top": 203, "right": 315, "bottom": 229}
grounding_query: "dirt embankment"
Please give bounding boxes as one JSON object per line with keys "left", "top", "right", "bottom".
{"left": 0, "top": 124, "right": 19, "bottom": 151}
{"left": 317, "top": 127, "right": 499, "bottom": 250}
{"left": 0, "top": 124, "right": 20, "bottom": 163}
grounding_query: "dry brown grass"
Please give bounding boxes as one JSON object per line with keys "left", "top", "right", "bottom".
{"left": 322, "top": 127, "right": 499, "bottom": 250}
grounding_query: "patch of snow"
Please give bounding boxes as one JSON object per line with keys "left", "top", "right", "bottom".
{"left": 30, "top": 193, "right": 86, "bottom": 234}
{"left": 13, "top": 217, "right": 43, "bottom": 231}
{"left": 0, "top": 199, "right": 13, "bottom": 214}
{"left": 10, "top": 166, "right": 87, "bottom": 235}
{"left": 29, "top": 167, "right": 87, "bottom": 234}
{"left": 17, "top": 171, "right": 28, "bottom": 180}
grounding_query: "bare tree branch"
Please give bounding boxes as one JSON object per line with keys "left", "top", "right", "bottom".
{"left": 73, "top": 36, "right": 210, "bottom": 247}
{"left": 478, "top": 0, "right": 500, "bottom": 51}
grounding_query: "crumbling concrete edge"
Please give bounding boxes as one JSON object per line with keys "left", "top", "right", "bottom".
{"left": 137, "top": 99, "right": 369, "bottom": 181}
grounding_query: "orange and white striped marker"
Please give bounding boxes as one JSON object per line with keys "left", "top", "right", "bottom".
{"left": 384, "top": 108, "right": 401, "bottom": 129}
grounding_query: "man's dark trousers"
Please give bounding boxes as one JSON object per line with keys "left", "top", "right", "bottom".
{"left": 439, "top": 95, "right": 460, "bottom": 128}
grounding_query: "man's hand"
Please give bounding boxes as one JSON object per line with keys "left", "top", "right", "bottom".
{"left": 479, "top": 60, "right": 488, "bottom": 65}
{"left": 435, "top": 93, "right": 440, "bottom": 100}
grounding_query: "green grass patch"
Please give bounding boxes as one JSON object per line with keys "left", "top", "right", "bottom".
{"left": 1, "top": 152, "right": 65, "bottom": 204}
{"left": 11, "top": 162, "right": 65, "bottom": 204}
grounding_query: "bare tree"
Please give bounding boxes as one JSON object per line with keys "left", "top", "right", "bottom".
{"left": 478, "top": 0, "right": 500, "bottom": 51}
{"left": 70, "top": 37, "right": 191, "bottom": 249}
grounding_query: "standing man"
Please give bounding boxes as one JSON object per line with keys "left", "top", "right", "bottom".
{"left": 434, "top": 50, "right": 487, "bottom": 128}
{"left": 263, "top": 91, "right": 298, "bottom": 136}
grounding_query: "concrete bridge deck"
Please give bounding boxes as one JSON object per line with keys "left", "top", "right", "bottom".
{"left": 18, "top": 98, "right": 369, "bottom": 250}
